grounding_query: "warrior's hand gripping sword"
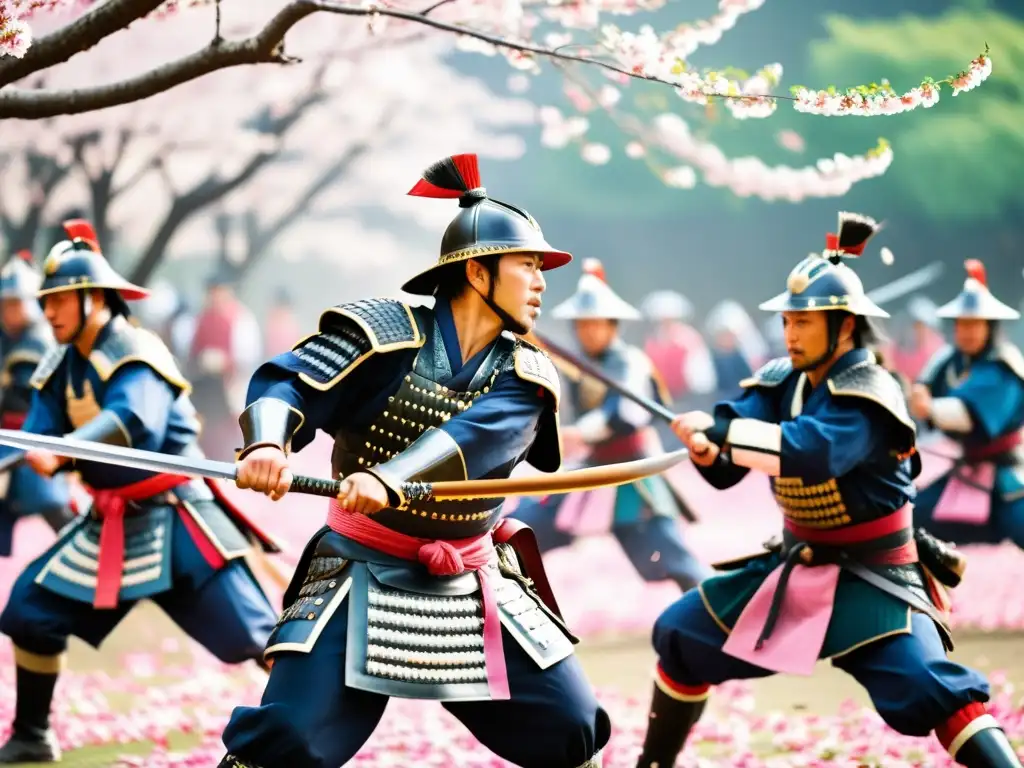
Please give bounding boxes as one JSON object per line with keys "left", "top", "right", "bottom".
{"left": 0, "top": 429, "right": 689, "bottom": 503}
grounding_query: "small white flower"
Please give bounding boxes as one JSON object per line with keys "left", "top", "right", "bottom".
{"left": 581, "top": 143, "right": 611, "bottom": 165}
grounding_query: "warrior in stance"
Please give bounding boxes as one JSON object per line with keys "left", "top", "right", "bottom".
{"left": 511, "top": 258, "right": 708, "bottom": 591}
{"left": 910, "top": 260, "right": 1024, "bottom": 549}
{"left": 635, "top": 213, "right": 1021, "bottom": 768}
{"left": 0, "top": 221, "right": 280, "bottom": 764}
{"left": 0, "top": 251, "right": 74, "bottom": 557}
{"left": 219, "top": 154, "right": 609, "bottom": 768}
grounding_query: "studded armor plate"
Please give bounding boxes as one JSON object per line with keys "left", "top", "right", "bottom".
{"left": 335, "top": 368, "right": 505, "bottom": 539}
{"left": 266, "top": 531, "right": 574, "bottom": 701}
{"left": 345, "top": 563, "right": 572, "bottom": 700}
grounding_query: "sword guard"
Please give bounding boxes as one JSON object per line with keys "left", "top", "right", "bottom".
{"left": 401, "top": 481, "right": 434, "bottom": 504}
{"left": 291, "top": 475, "right": 345, "bottom": 499}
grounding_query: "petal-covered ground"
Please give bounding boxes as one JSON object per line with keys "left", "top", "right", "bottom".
{"left": 0, "top": 436, "right": 1022, "bottom": 765}
{"left": 0, "top": 636, "right": 1022, "bottom": 767}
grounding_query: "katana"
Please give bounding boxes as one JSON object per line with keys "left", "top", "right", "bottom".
{"left": 0, "top": 430, "right": 689, "bottom": 503}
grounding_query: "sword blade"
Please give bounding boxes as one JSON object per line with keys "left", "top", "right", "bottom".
{"left": 866, "top": 262, "right": 944, "bottom": 307}
{"left": 406, "top": 447, "right": 690, "bottom": 501}
{"left": 0, "top": 429, "right": 237, "bottom": 482}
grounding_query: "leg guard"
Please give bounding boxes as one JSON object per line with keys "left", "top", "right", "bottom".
{"left": 937, "top": 704, "right": 1023, "bottom": 767}
{"left": 0, "top": 649, "right": 64, "bottom": 764}
{"left": 635, "top": 666, "right": 710, "bottom": 768}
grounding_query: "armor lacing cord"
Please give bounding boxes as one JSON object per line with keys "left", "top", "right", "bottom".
{"left": 754, "top": 544, "right": 808, "bottom": 650}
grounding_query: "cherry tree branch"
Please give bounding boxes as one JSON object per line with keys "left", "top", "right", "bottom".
{"left": 0, "top": 0, "right": 166, "bottom": 88}
{"left": 127, "top": 83, "right": 326, "bottom": 285}
{"left": 0, "top": 0, "right": 690, "bottom": 119}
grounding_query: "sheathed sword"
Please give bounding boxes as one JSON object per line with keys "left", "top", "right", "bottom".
{"left": 0, "top": 430, "right": 690, "bottom": 502}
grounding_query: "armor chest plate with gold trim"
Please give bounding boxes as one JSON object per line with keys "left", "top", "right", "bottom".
{"left": 333, "top": 367, "right": 505, "bottom": 540}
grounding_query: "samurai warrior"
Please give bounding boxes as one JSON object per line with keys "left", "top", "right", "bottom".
{"left": 218, "top": 154, "right": 610, "bottom": 768}
{"left": 0, "top": 250, "right": 74, "bottom": 557}
{"left": 910, "top": 260, "right": 1024, "bottom": 549}
{"left": 0, "top": 221, "right": 280, "bottom": 764}
{"left": 510, "top": 259, "right": 708, "bottom": 592}
{"left": 635, "top": 213, "right": 1022, "bottom": 768}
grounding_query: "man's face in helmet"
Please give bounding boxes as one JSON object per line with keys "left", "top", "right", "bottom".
{"left": 41, "top": 290, "right": 105, "bottom": 345}
{"left": 470, "top": 253, "right": 546, "bottom": 333}
{"left": 574, "top": 318, "right": 618, "bottom": 357}
{"left": 0, "top": 298, "right": 30, "bottom": 336}
{"left": 782, "top": 310, "right": 832, "bottom": 370}
{"left": 953, "top": 317, "right": 990, "bottom": 357}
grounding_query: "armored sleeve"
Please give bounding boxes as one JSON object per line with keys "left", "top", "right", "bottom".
{"left": 938, "top": 359, "right": 1024, "bottom": 439}
{"left": 238, "top": 299, "right": 425, "bottom": 458}
{"left": 89, "top": 363, "right": 178, "bottom": 448}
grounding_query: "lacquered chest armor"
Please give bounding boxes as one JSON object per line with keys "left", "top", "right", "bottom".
{"left": 332, "top": 334, "right": 515, "bottom": 540}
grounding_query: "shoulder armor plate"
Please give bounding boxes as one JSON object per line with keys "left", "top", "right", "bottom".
{"left": 29, "top": 345, "right": 68, "bottom": 390}
{"left": 296, "top": 299, "right": 425, "bottom": 391}
{"left": 318, "top": 299, "right": 424, "bottom": 351}
{"left": 827, "top": 360, "right": 916, "bottom": 447}
{"left": 512, "top": 339, "right": 561, "bottom": 409}
{"left": 89, "top": 319, "right": 190, "bottom": 394}
{"left": 917, "top": 344, "right": 955, "bottom": 386}
{"left": 991, "top": 342, "right": 1024, "bottom": 383}
{"left": 740, "top": 356, "right": 795, "bottom": 389}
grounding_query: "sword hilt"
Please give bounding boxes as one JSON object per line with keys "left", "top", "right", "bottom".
{"left": 290, "top": 474, "right": 345, "bottom": 498}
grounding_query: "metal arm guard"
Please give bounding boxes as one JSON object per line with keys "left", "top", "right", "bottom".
{"left": 364, "top": 428, "right": 468, "bottom": 509}
{"left": 237, "top": 398, "right": 305, "bottom": 459}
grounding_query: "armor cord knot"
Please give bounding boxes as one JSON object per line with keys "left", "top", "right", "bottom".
{"left": 417, "top": 540, "right": 466, "bottom": 575}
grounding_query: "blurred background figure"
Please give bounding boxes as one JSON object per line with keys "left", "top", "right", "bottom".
{"left": 705, "top": 299, "right": 765, "bottom": 401}
{"left": 888, "top": 294, "right": 945, "bottom": 383}
{"left": 187, "top": 270, "right": 263, "bottom": 460}
{"left": 640, "top": 290, "right": 716, "bottom": 414}
{"left": 136, "top": 279, "right": 196, "bottom": 363}
{"left": 263, "top": 288, "right": 303, "bottom": 359}
{"left": 0, "top": 252, "right": 74, "bottom": 557}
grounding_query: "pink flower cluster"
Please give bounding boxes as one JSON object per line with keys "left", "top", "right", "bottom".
{"left": 794, "top": 53, "right": 993, "bottom": 116}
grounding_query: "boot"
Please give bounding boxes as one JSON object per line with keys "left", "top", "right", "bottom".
{"left": 635, "top": 683, "right": 708, "bottom": 768}
{"left": 218, "top": 755, "right": 263, "bottom": 768}
{"left": 0, "top": 665, "right": 61, "bottom": 763}
{"left": 954, "top": 727, "right": 1023, "bottom": 767}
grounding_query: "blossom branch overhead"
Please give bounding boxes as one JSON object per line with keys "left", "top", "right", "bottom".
{"left": 0, "top": 0, "right": 995, "bottom": 121}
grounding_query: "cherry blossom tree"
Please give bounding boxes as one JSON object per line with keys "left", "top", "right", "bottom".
{"left": 0, "top": 0, "right": 994, "bottom": 210}
{"left": 0, "top": 9, "right": 534, "bottom": 284}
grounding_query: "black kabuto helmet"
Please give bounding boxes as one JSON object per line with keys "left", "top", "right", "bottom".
{"left": 401, "top": 153, "right": 572, "bottom": 299}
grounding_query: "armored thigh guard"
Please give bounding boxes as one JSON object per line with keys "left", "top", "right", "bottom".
{"left": 266, "top": 532, "right": 574, "bottom": 702}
